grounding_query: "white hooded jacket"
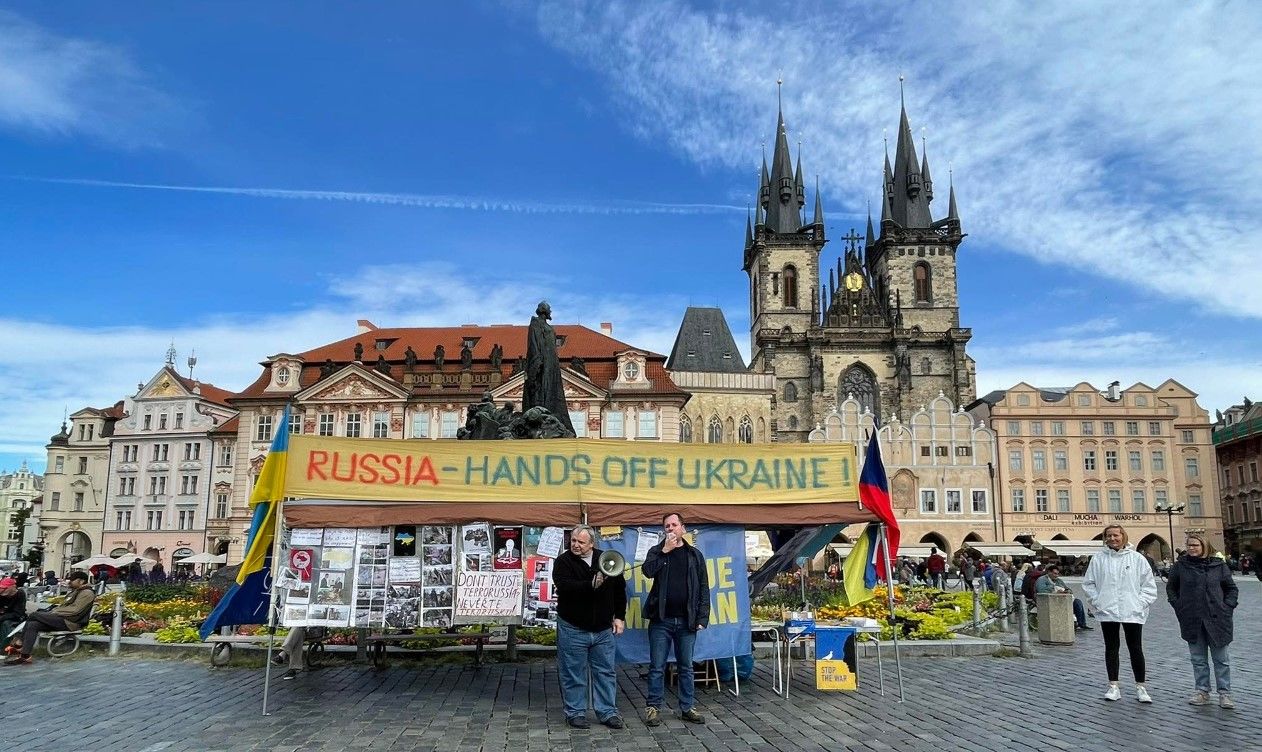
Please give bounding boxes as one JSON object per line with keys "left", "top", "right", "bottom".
{"left": 1081, "top": 544, "right": 1158, "bottom": 624}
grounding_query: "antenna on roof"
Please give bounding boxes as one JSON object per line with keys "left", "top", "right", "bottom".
{"left": 187, "top": 349, "right": 198, "bottom": 379}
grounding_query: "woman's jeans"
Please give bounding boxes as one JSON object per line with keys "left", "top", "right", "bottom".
{"left": 647, "top": 617, "right": 697, "bottom": 712}
{"left": 1188, "top": 625, "right": 1231, "bottom": 693}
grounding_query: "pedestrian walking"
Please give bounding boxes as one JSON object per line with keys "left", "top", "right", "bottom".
{"left": 1166, "top": 534, "right": 1238, "bottom": 708}
{"left": 1082, "top": 525, "right": 1158, "bottom": 703}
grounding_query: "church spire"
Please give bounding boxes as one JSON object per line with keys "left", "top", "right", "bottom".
{"left": 947, "top": 168, "right": 959, "bottom": 222}
{"left": 812, "top": 176, "right": 824, "bottom": 227}
{"left": 761, "top": 82, "right": 807, "bottom": 235}
{"left": 889, "top": 79, "right": 933, "bottom": 228}
{"left": 745, "top": 208, "right": 754, "bottom": 245}
{"left": 920, "top": 136, "right": 934, "bottom": 203}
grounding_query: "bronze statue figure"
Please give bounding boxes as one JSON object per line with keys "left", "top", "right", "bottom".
{"left": 490, "top": 343, "right": 503, "bottom": 369}
{"left": 523, "top": 301, "right": 575, "bottom": 436}
{"left": 434, "top": 344, "right": 445, "bottom": 369}
{"left": 353, "top": 342, "right": 364, "bottom": 362}
{"left": 461, "top": 342, "right": 473, "bottom": 369}
{"left": 404, "top": 346, "right": 417, "bottom": 370}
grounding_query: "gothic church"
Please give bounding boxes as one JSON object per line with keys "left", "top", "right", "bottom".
{"left": 744, "top": 95, "right": 976, "bottom": 441}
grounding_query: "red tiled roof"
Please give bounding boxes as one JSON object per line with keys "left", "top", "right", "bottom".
{"left": 210, "top": 415, "right": 241, "bottom": 436}
{"left": 173, "top": 371, "right": 236, "bottom": 406}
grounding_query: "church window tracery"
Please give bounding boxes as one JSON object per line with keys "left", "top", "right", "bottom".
{"left": 841, "top": 365, "right": 880, "bottom": 423}
{"left": 707, "top": 416, "right": 723, "bottom": 444}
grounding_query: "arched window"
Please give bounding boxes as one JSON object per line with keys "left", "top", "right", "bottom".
{"left": 738, "top": 416, "right": 753, "bottom": 444}
{"left": 679, "top": 414, "right": 693, "bottom": 443}
{"left": 840, "top": 364, "right": 881, "bottom": 424}
{"left": 707, "top": 417, "right": 723, "bottom": 444}
{"left": 784, "top": 381, "right": 798, "bottom": 403}
{"left": 783, "top": 265, "right": 799, "bottom": 308}
{"left": 787, "top": 415, "right": 799, "bottom": 430}
{"left": 913, "top": 262, "right": 932, "bottom": 303}
{"left": 920, "top": 357, "right": 931, "bottom": 375}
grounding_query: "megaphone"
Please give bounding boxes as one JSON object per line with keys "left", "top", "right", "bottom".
{"left": 598, "top": 550, "right": 636, "bottom": 578}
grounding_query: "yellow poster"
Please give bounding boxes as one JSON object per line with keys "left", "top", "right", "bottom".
{"left": 815, "top": 660, "right": 857, "bottom": 691}
{"left": 282, "top": 435, "right": 858, "bottom": 505}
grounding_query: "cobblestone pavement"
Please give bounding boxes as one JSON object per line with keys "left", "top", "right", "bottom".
{"left": 5, "top": 578, "right": 1257, "bottom": 752}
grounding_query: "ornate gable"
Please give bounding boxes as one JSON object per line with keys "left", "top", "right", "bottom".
{"left": 495, "top": 369, "right": 606, "bottom": 403}
{"left": 297, "top": 366, "right": 408, "bottom": 403}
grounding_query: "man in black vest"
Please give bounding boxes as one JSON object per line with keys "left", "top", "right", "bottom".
{"left": 642, "top": 512, "right": 709, "bottom": 726}
{"left": 553, "top": 525, "right": 626, "bottom": 729}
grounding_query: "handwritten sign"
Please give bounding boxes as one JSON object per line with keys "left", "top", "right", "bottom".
{"left": 536, "top": 527, "right": 564, "bottom": 559}
{"left": 453, "top": 570, "right": 523, "bottom": 624}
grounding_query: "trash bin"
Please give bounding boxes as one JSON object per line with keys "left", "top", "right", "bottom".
{"left": 1036, "top": 592, "right": 1075, "bottom": 645}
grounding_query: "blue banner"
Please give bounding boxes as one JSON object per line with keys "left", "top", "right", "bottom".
{"left": 604, "top": 525, "right": 751, "bottom": 664}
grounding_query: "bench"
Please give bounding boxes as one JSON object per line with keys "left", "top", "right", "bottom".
{"left": 207, "top": 628, "right": 330, "bottom": 668}
{"left": 6, "top": 602, "right": 101, "bottom": 659}
{"left": 364, "top": 630, "right": 492, "bottom": 668}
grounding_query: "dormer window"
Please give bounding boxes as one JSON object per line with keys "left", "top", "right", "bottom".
{"left": 461, "top": 337, "right": 479, "bottom": 350}
{"left": 623, "top": 362, "right": 640, "bottom": 381}
{"left": 374, "top": 338, "right": 397, "bottom": 351}
{"left": 723, "top": 351, "right": 732, "bottom": 359}
{"left": 276, "top": 366, "right": 291, "bottom": 386}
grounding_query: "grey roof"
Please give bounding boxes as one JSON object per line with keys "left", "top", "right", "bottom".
{"left": 889, "top": 102, "right": 934, "bottom": 228}
{"left": 666, "top": 307, "right": 748, "bottom": 373}
{"left": 762, "top": 107, "right": 806, "bottom": 234}
{"left": 812, "top": 177, "right": 824, "bottom": 226}
{"left": 976, "top": 387, "right": 1074, "bottom": 406}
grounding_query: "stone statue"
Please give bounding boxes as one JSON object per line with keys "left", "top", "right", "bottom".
{"left": 810, "top": 355, "right": 823, "bottom": 392}
{"left": 353, "top": 342, "right": 364, "bottom": 362}
{"left": 490, "top": 343, "right": 503, "bottom": 369}
{"left": 512, "top": 356, "right": 526, "bottom": 376}
{"left": 461, "top": 342, "right": 473, "bottom": 370}
{"left": 434, "top": 344, "right": 445, "bottom": 369}
{"left": 523, "top": 301, "right": 576, "bottom": 436}
{"left": 320, "top": 359, "right": 336, "bottom": 379}
{"left": 569, "top": 356, "right": 587, "bottom": 377}
{"left": 404, "top": 346, "right": 417, "bottom": 370}
{"left": 375, "top": 355, "right": 391, "bottom": 376}
{"left": 458, "top": 392, "right": 502, "bottom": 440}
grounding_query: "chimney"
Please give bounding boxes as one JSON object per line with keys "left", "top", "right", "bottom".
{"left": 357, "top": 319, "right": 378, "bottom": 334}
{"left": 1107, "top": 381, "right": 1121, "bottom": 401}
{"left": 600, "top": 322, "right": 614, "bottom": 337}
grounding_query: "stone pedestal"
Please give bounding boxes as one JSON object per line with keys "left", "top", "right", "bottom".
{"left": 1036, "top": 593, "right": 1075, "bottom": 645}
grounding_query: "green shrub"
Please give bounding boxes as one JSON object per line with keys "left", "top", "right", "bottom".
{"left": 154, "top": 622, "right": 201, "bottom": 643}
{"left": 82, "top": 621, "right": 108, "bottom": 635}
{"left": 123, "top": 584, "right": 201, "bottom": 604}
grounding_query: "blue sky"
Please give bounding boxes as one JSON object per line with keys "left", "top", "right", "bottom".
{"left": 2, "top": 1, "right": 1260, "bottom": 474}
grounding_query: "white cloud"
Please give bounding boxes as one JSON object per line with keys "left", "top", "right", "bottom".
{"left": 531, "top": 0, "right": 1262, "bottom": 316}
{"left": 0, "top": 263, "right": 688, "bottom": 464}
{"left": 0, "top": 11, "right": 184, "bottom": 146}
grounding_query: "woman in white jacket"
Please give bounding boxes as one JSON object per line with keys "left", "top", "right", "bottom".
{"left": 1081, "top": 525, "right": 1158, "bottom": 703}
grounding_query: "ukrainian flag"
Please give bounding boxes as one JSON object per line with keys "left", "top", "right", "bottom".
{"left": 200, "top": 405, "right": 290, "bottom": 639}
{"left": 841, "top": 523, "right": 881, "bottom": 606}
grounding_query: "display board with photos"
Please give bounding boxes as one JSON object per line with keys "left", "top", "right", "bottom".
{"left": 277, "top": 523, "right": 567, "bottom": 630}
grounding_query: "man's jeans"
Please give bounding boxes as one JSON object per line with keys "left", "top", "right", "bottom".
{"left": 1072, "top": 598, "right": 1088, "bottom": 628}
{"left": 647, "top": 617, "right": 697, "bottom": 712}
{"left": 557, "top": 619, "right": 617, "bottom": 721}
{"left": 1188, "top": 629, "right": 1231, "bottom": 693}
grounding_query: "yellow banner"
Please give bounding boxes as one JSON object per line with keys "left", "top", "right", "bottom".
{"left": 283, "top": 435, "right": 858, "bottom": 505}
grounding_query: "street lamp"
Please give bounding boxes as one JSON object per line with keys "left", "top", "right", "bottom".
{"left": 1154, "top": 502, "right": 1186, "bottom": 560}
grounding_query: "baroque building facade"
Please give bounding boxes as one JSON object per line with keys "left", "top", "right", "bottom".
{"left": 1213, "top": 398, "right": 1262, "bottom": 556}
{"left": 40, "top": 406, "right": 121, "bottom": 574}
{"left": 0, "top": 461, "right": 44, "bottom": 560}
{"left": 968, "top": 381, "right": 1223, "bottom": 558}
{"left": 745, "top": 96, "right": 975, "bottom": 443}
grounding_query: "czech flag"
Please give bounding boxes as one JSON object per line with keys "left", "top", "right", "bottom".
{"left": 200, "top": 405, "right": 290, "bottom": 639}
{"left": 859, "top": 431, "right": 899, "bottom": 580}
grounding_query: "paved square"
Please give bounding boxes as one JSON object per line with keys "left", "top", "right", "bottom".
{"left": 5, "top": 579, "right": 1257, "bottom": 752}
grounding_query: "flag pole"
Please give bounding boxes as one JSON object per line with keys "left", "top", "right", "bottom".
{"left": 878, "top": 522, "right": 904, "bottom": 702}
{"left": 261, "top": 498, "right": 285, "bottom": 716}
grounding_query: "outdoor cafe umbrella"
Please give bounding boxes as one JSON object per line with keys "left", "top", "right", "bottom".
{"left": 71, "top": 555, "right": 116, "bottom": 569}
{"left": 110, "top": 555, "right": 158, "bottom": 569}
{"left": 175, "top": 552, "right": 227, "bottom": 565}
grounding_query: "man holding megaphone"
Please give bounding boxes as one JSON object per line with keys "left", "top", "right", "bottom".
{"left": 553, "top": 524, "right": 627, "bottom": 730}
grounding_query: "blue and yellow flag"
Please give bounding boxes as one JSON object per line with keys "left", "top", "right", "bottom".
{"left": 200, "top": 405, "right": 290, "bottom": 639}
{"left": 841, "top": 523, "right": 881, "bottom": 606}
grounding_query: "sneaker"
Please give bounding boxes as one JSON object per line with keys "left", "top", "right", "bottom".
{"left": 1103, "top": 684, "right": 1121, "bottom": 701}
{"left": 679, "top": 708, "right": 705, "bottom": 724}
{"left": 271, "top": 650, "right": 288, "bottom": 666}
{"left": 566, "top": 715, "right": 590, "bottom": 729}
{"left": 1219, "top": 693, "right": 1235, "bottom": 709}
{"left": 1188, "top": 691, "right": 1210, "bottom": 706}
{"left": 1136, "top": 686, "right": 1152, "bottom": 704}
{"left": 600, "top": 715, "right": 625, "bottom": 729}
{"left": 281, "top": 669, "right": 299, "bottom": 681}
{"left": 644, "top": 707, "right": 661, "bottom": 727}
{"left": 3, "top": 655, "right": 31, "bottom": 666}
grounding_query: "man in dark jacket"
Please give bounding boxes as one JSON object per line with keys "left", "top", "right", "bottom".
{"left": 6, "top": 570, "right": 95, "bottom": 665}
{"left": 642, "top": 512, "right": 709, "bottom": 726}
{"left": 552, "top": 524, "right": 626, "bottom": 729}
{"left": 0, "top": 577, "right": 26, "bottom": 650}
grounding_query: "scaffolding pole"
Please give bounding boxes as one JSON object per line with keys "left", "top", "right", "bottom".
{"left": 877, "top": 523, "right": 905, "bottom": 702}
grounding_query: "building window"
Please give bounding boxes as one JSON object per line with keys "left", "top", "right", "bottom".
{"left": 955, "top": 445, "right": 972, "bottom": 457}
{"left": 638, "top": 411, "right": 659, "bottom": 439}
{"left": 77, "top": 456, "right": 88, "bottom": 474}
{"left": 1032, "top": 450, "right": 1046, "bottom": 472}
{"left": 1053, "top": 450, "right": 1068, "bottom": 471}
{"left": 1102, "top": 421, "right": 1115, "bottom": 436}
{"left": 971, "top": 489, "right": 988, "bottom": 514}
{"left": 409, "top": 413, "right": 430, "bottom": 440}
{"left": 1035, "top": 489, "right": 1049, "bottom": 513}
{"left": 946, "top": 490, "right": 962, "bottom": 514}
{"left": 1057, "top": 489, "right": 1070, "bottom": 512}
{"left": 738, "top": 416, "right": 753, "bottom": 444}
{"left": 1016, "top": 394, "right": 1031, "bottom": 407}
{"left": 1185, "top": 457, "right": 1199, "bottom": 477}
{"left": 920, "top": 489, "right": 938, "bottom": 513}
{"left": 1131, "top": 489, "right": 1146, "bottom": 513}
{"left": 215, "top": 493, "right": 229, "bottom": 518}
{"left": 1081, "top": 421, "right": 1094, "bottom": 436}
{"left": 1126, "top": 421, "right": 1139, "bottom": 436}
{"left": 50, "top": 492, "right": 61, "bottom": 511}
{"left": 1148, "top": 421, "right": 1161, "bottom": 436}
{"left": 913, "top": 262, "right": 931, "bottom": 302}
{"left": 839, "top": 366, "right": 881, "bottom": 422}
{"left": 1083, "top": 450, "right": 1097, "bottom": 471}
{"left": 1252, "top": 462, "right": 1259, "bottom": 482}
{"left": 1105, "top": 450, "right": 1118, "bottom": 471}
{"left": 180, "top": 475, "right": 199, "bottom": 495}
{"left": 1008, "top": 450, "right": 1023, "bottom": 471}
{"left": 440, "top": 412, "right": 458, "bottom": 439}
{"left": 183, "top": 443, "right": 199, "bottom": 461}
{"left": 679, "top": 415, "right": 693, "bottom": 443}
{"left": 1030, "top": 421, "right": 1045, "bottom": 437}
{"left": 146, "top": 510, "right": 163, "bottom": 530}
{"left": 1154, "top": 488, "right": 1167, "bottom": 510}
{"left": 346, "top": 412, "right": 362, "bottom": 438}
{"left": 290, "top": 415, "right": 303, "bottom": 435}
{"left": 121, "top": 477, "right": 136, "bottom": 496}
{"left": 1011, "top": 488, "right": 1025, "bottom": 512}
{"left": 784, "top": 382, "right": 798, "bottom": 403}
{"left": 159, "top": 413, "right": 168, "bottom": 430}
{"left": 1151, "top": 450, "right": 1164, "bottom": 472}
{"left": 1189, "top": 494, "right": 1203, "bottom": 516}
{"left": 1239, "top": 467, "right": 1246, "bottom": 485}
{"left": 604, "top": 410, "right": 625, "bottom": 439}
{"left": 1128, "top": 451, "right": 1142, "bottom": 472}
{"left": 1007, "top": 420, "right": 1021, "bottom": 436}
{"left": 1108, "top": 489, "right": 1122, "bottom": 513}
{"left": 178, "top": 510, "right": 195, "bottom": 530}
{"left": 1135, "top": 396, "right": 1148, "bottom": 407}
{"left": 783, "top": 265, "right": 799, "bottom": 308}
{"left": 570, "top": 411, "right": 587, "bottom": 438}
{"left": 373, "top": 411, "right": 390, "bottom": 439}
{"left": 312, "top": 413, "right": 332, "bottom": 437}
{"left": 1051, "top": 421, "right": 1065, "bottom": 436}
{"left": 143, "top": 414, "right": 153, "bottom": 431}
{"left": 1077, "top": 394, "right": 1091, "bottom": 407}
{"left": 256, "top": 415, "right": 273, "bottom": 441}
{"left": 174, "top": 412, "right": 184, "bottom": 429}
{"left": 707, "top": 417, "right": 722, "bottom": 444}
{"left": 1181, "top": 429, "right": 1194, "bottom": 443}
{"left": 127, "top": 445, "right": 139, "bottom": 462}
{"left": 1087, "top": 489, "right": 1100, "bottom": 513}
{"left": 788, "top": 415, "right": 799, "bottom": 430}
{"left": 54, "top": 456, "right": 64, "bottom": 473}
{"left": 116, "top": 510, "right": 132, "bottom": 530}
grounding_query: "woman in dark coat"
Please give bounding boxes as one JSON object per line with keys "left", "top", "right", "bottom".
{"left": 1166, "top": 534, "right": 1238, "bottom": 708}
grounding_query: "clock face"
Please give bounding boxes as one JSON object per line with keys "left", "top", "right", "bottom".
{"left": 623, "top": 362, "right": 639, "bottom": 381}
{"left": 843, "top": 272, "right": 864, "bottom": 292}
